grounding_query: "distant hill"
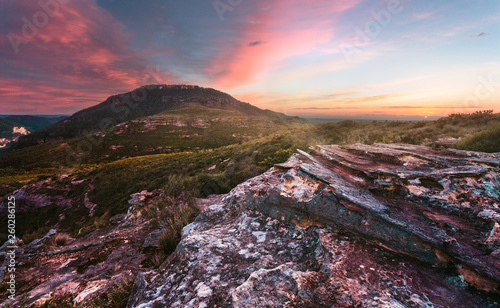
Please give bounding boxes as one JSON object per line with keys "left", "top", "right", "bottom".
{"left": 0, "top": 118, "right": 30, "bottom": 151}
{"left": 15, "top": 85, "right": 304, "bottom": 148}
{"left": 0, "top": 118, "right": 21, "bottom": 139}
{"left": 4, "top": 115, "right": 67, "bottom": 131}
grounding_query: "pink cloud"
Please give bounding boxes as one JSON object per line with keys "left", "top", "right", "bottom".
{"left": 204, "top": 0, "right": 361, "bottom": 90}
{"left": 0, "top": 0, "right": 173, "bottom": 114}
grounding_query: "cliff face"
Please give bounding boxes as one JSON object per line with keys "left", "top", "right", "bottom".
{"left": 129, "top": 144, "right": 500, "bottom": 307}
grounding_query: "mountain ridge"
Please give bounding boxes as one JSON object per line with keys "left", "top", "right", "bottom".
{"left": 14, "top": 85, "right": 304, "bottom": 149}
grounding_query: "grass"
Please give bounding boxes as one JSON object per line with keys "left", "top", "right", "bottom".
{"left": 25, "top": 278, "right": 133, "bottom": 308}
{"left": 158, "top": 197, "right": 200, "bottom": 255}
{"left": 54, "top": 233, "right": 71, "bottom": 246}
{"left": 30, "top": 294, "right": 75, "bottom": 308}
{"left": 86, "top": 278, "right": 134, "bottom": 308}
{"left": 142, "top": 194, "right": 200, "bottom": 267}
{"left": 0, "top": 171, "right": 52, "bottom": 199}
{"left": 0, "top": 105, "right": 304, "bottom": 169}
{"left": 314, "top": 113, "right": 499, "bottom": 146}
{"left": 50, "top": 113, "right": 500, "bottom": 239}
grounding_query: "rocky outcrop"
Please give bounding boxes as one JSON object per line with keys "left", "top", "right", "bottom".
{"left": 1, "top": 143, "right": 499, "bottom": 307}
{"left": 0, "top": 189, "right": 166, "bottom": 307}
{"left": 128, "top": 144, "right": 500, "bottom": 307}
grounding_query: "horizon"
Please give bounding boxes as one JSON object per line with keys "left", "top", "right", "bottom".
{"left": 1, "top": 0, "right": 499, "bottom": 117}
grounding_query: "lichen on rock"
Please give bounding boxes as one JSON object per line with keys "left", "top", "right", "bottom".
{"left": 128, "top": 144, "right": 500, "bottom": 307}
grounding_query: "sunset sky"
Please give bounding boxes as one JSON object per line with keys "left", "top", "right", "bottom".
{"left": 1, "top": 0, "right": 499, "bottom": 118}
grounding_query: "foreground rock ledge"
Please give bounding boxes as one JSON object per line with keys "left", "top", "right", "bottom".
{"left": 128, "top": 144, "right": 500, "bottom": 307}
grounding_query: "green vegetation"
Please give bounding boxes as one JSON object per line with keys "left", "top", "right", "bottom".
{"left": 0, "top": 105, "right": 305, "bottom": 169}
{"left": 0, "top": 110, "right": 498, "bottom": 245}
{"left": 139, "top": 194, "right": 201, "bottom": 267}
{"left": 0, "top": 118, "right": 19, "bottom": 138}
{"left": 452, "top": 123, "right": 500, "bottom": 153}
{"left": 258, "top": 149, "right": 294, "bottom": 168}
{"left": 158, "top": 195, "right": 200, "bottom": 253}
{"left": 28, "top": 294, "right": 75, "bottom": 308}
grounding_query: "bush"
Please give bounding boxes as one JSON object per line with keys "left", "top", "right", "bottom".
{"left": 94, "top": 212, "right": 110, "bottom": 229}
{"left": 54, "top": 233, "right": 71, "bottom": 246}
{"left": 338, "top": 120, "right": 357, "bottom": 128}
{"left": 258, "top": 149, "right": 293, "bottom": 168}
{"left": 453, "top": 124, "right": 500, "bottom": 153}
{"left": 21, "top": 227, "right": 51, "bottom": 245}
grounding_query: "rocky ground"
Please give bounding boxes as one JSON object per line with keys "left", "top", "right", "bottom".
{"left": 129, "top": 144, "right": 500, "bottom": 307}
{"left": 0, "top": 190, "right": 168, "bottom": 307}
{"left": 1, "top": 143, "right": 500, "bottom": 307}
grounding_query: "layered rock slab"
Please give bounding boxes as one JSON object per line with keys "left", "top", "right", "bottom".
{"left": 128, "top": 144, "right": 500, "bottom": 307}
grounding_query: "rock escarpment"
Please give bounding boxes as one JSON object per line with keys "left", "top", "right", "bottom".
{"left": 129, "top": 144, "right": 500, "bottom": 307}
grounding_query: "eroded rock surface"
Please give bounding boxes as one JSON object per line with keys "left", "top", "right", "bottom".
{"left": 129, "top": 144, "right": 500, "bottom": 307}
{"left": 0, "top": 189, "right": 166, "bottom": 307}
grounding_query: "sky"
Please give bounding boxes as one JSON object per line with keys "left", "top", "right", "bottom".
{"left": 0, "top": 0, "right": 499, "bottom": 119}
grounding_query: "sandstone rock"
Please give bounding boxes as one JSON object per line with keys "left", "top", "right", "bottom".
{"left": 128, "top": 144, "right": 500, "bottom": 307}
{"left": 0, "top": 190, "right": 162, "bottom": 307}
{"left": 143, "top": 229, "right": 163, "bottom": 249}
{"left": 127, "top": 189, "right": 163, "bottom": 207}
{"left": 2, "top": 143, "right": 499, "bottom": 307}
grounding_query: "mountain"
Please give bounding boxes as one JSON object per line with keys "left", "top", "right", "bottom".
{"left": 14, "top": 85, "right": 304, "bottom": 148}
{"left": 1, "top": 86, "right": 307, "bottom": 169}
{"left": 4, "top": 115, "right": 67, "bottom": 131}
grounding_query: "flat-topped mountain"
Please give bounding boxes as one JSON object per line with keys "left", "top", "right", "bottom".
{"left": 15, "top": 85, "right": 303, "bottom": 148}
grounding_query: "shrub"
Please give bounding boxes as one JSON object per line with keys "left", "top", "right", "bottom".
{"left": 453, "top": 124, "right": 500, "bottom": 153}
{"left": 54, "top": 233, "right": 71, "bottom": 246}
{"left": 158, "top": 224, "right": 182, "bottom": 256}
{"left": 412, "top": 121, "right": 427, "bottom": 129}
{"left": 149, "top": 252, "right": 167, "bottom": 268}
{"left": 258, "top": 149, "right": 293, "bottom": 168}
{"left": 337, "top": 120, "right": 357, "bottom": 128}
{"left": 21, "top": 227, "right": 51, "bottom": 245}
{"left": 94, "top": 212, "right": 110, "bottom": 229}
